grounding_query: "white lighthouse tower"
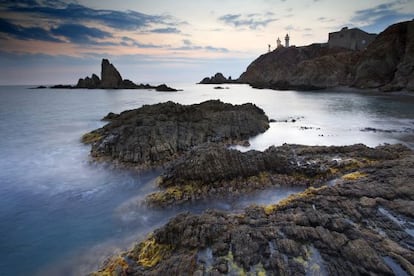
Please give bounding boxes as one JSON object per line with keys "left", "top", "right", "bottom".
{"left": 285, "top": 34, "right": 290, "bottom": 47}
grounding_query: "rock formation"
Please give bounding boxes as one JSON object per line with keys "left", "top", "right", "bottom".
{"left": 199, "top": 72, "right": 237, "bottom": 84}
{"left": 99, "top": 59, "right": 122, "bottom": 89}
{"left": 82, "top": 100, "right": 269, "bottom": 168}
{"left": 93, "top": 144, "right": 414, "bottom": 275}
{"left": 51, "top": 58, "right": 179, "bottom": 91}
{"left": 146, "top": 143, "right": 410, "bottom": 208}
{"left": 239, "top": 20, "right": 414, "bottom": 92}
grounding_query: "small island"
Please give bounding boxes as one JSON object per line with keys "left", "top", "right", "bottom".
{"left": 38, "top": 58, "right": 180, "bottom": 91}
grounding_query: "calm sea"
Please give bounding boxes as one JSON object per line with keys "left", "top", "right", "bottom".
{"left": 0, "top": 84, "right": 413, "bottom": 275}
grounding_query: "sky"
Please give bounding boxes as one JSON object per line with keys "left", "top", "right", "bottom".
{"left": 0, "top": 0, "right": 413, "bottom": 85}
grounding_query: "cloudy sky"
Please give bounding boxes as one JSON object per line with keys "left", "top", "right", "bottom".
{"left": 0, "top": 0, "right": 413, "bottom": 85}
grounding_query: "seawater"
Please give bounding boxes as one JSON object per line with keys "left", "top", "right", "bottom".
{"left": 0, "top": 84, "right": 413, "bottom": 275}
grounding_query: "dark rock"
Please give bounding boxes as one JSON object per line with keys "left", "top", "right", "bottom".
{"left": 199, "top": 73, "right": 237, "bottom": 84}
{"left": 99, "top": 59, "right": 122, "bottom": 89}
{"left": 146, "top": 143, "right": 411, "bottom": 208}
{"left": 83, "top": 100, "right": 269, "bottom": 169}
{"left": 155, "top": 84, "right": 179, "bottom": 92}
{"left": 50, "top": 84, "right": 73, "bottom": 89}
{"left": 61, "top": 58, "right": 181, "bottom": 91}
{"left": 354, "top": 20, "right": 414, "bottom": 91}
{"left": 94, "top": 145, "right": 414, "bottom": 275}
{"left": 30, "top": 85, "right": 47, "bottom": 89}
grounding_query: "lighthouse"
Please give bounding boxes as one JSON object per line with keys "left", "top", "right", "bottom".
{"left": 285, "top": 34, "right": 290, "bottom": 47}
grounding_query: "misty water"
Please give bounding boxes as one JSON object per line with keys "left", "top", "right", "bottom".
{"left": 1, "top": 84, "right": 414, "bottom": 275}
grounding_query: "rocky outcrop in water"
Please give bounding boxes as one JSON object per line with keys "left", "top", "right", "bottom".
{"left": 146, "top": 143, "right": 410, "bottom": 207}
{"left": 199, "top": 73, "right": 237, "bottom": 84}
{"left": 50, "top": 58, "right": 179, "bottom": 91}
{"left": 239, "top": 20, "right": 414, "bottom": 92}
{"left": 82, "top": 100, "right": 269, "bottom": 168}
{"left": 93, "top": 144, "right": 414, "bottom": 275}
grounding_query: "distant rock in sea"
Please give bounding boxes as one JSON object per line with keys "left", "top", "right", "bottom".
{"left": 198, "top": 72, "right": 237, "bottom": 84}
{"left": 47, "top": 58, "right": 180, "bottom": 91}
{"left": 239, "top": 20, "right": 414, "bottom": 92}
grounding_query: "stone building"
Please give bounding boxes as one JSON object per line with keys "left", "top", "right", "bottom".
{"left": 328, "top": 27, "right": 377, "bottom": 50}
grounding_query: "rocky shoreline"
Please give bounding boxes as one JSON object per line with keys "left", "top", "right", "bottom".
{"left": 93, "top": 143, "right": 414, "bottom": 275}
{"left": 84, "top": 100, "right": 413, "bottom": 275}
{"left": 145, "top": 143, "right": 410, "bottom": 208}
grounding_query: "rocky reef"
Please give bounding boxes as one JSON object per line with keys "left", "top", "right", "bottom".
{"left": 146, "top": 143, "right": 410, "bottom": 208}
{"left": 198, "top": 73, "right": 237, "bottom": 84}
{"left": 239, "top": 20, "right": 414, "bottom": 92}
{"left": 82, "top": 100, "right": 269, "bottom": 169}
{"left": 93, "top": 144, "right": 414, "bottom": 275}
{"left": 50, "top": 58, "right": 179, "bottom": 91}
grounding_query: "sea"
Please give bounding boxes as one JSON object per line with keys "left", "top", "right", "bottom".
{"left": 1, "top": 84, "right": 413, "bottom": 275}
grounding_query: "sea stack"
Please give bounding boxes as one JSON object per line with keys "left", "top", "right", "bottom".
{"left": 100, "top": 58, "right": 123, "bottom": 89}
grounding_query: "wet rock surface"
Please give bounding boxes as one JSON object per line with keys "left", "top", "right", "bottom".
{"left": 146, "top": 143, "right": 411, "bottom": 208}
{"left": 83, "top": 100, "right": 269, "bottom": 168}
{"left": 93, "top": 144, "right": 414, "bottom": 275}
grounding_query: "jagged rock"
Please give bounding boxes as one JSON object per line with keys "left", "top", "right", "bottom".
{"left": 99, "top": 59, "right": 122, "bottom": 89}
{"left": 77, "top": 73, "right": 101, "bottom": 88}
{"left": 54, "top": 58, "right": 181, "bottom": 90}
{"left": 239, "top": 20, "right": 414, "bottom": 92}
{"left": 83, "top": 100, "right": 269, "bottom": 168}
{"left": 94, "top": 145, "right": 414, "bottom": 275}
{"left": 146, "top": 143, "right": 411, "bottom": 207}
{"left": 199, "top": 72, "right": 236, "bottom": 84}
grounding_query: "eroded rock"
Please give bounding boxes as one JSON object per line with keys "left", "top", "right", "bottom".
{"left": 94, "top": 145, "right": 414, "bottom": 275}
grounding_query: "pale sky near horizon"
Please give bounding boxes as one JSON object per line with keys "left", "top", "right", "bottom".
{"left": 0, "top": 0, "right": 413, "bottom": 85}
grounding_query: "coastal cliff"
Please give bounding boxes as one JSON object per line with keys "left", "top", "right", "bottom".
{"left": 239, "top": 20, "right": 414, "bottom": 92}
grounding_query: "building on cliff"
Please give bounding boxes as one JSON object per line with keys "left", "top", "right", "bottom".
{"left": 328, "top": 27, "right": 377, "bottom": 50}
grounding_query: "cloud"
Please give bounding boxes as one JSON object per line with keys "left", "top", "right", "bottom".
{"left": 0, "top": 18, "right": 61, "bottom": 42}
{"left": 120, "top": 36, "right": 165, "bottom": 49}
{"left": 51, "top": 24, "right": 112, "bottom": 44}
{"left": 351, "top": 1, "right": 413, "bottom": 33}
{"left": 150, "top": 27, "right": 181, "bottom": 34}
{"left": 218, "top": 13, "right": 278, "bottom": 29}
{"left": 172, "top": 40, "right": 229, "bottom": 53}
{"left": 1, "top": 1, "right": 175, "bottom": 31}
